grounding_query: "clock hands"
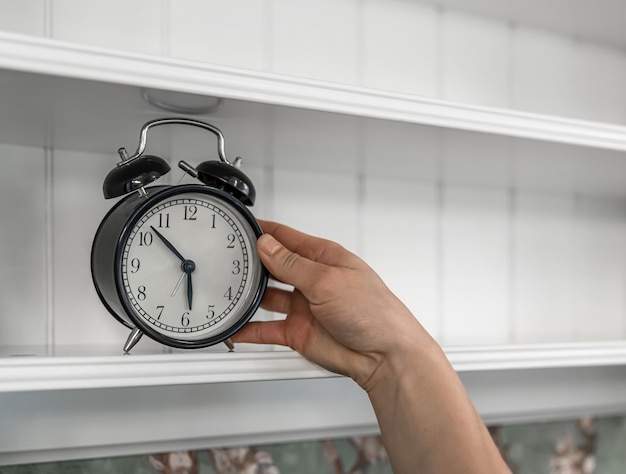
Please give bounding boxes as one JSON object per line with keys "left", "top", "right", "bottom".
{"left": 150, "top": 225, "right": 195, "bottom": 310}
{"left": 150, "top": 225, "right": 185, "bottom": 261}
{"left": 171, "top": 271, "right": 185, "bottom": 297}
{"left": 187, "top": 271, "right": 193, "bottom": 312}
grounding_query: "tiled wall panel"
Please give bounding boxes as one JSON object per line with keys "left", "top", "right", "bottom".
{"left": 169, "top": 0, "right": 269, "bottom": 70}
{"left": 513, "top": 193, "right": 576, "bottom": 343}
{"left": 2, "top": 2, "right": 626, "bottom": 350}
{"left": 575, "top": 43, "right": 626, "bottom": 124}
{"left": 271, "top": 107, "right": 359, "bottom": 174}
{"left": 50, "top": 0, "right": 163, "bottom": 55}
{"left": 362, "top": 119, "right": 440, "bottom": 181}
{"left": 571, "top": 196, "right": 626, "bottom": 341}
{"left": 2, "top": 1, "right": 626, "bottom": 124}
{"left": 2, "top": 118, "right": 626, "bottom": 350}
{"left": 271, "top": 0, "right": 359, "bottom": 84}
{"left": 273, "top": 169, "right": 360, "bottom": 254}
{"left": 0, "top": 0, "right": 45, "bottom": 35}
{"left": 441, "top": 187, "right": 511, "bottom": 345}
{"left": 511, "top": 28, "right": 580, "bottom": 118}
{"left": 360, "top": 0, "right": 439, "bottom": 96}
{"left": 361, "top": 178, "right": 439, "bottom": 339}
{"left": 441, "top": 10, "right": 510, "bottom": 108}
{"left": 0, "top": 144, "right": 47, "bottom": 348}
{"left": 51, "top": 149, "right": 138, "bottom": 347}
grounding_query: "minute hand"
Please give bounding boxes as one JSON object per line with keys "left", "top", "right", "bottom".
{"left": 150, "top": 226, "right": 186, "bottom": 262}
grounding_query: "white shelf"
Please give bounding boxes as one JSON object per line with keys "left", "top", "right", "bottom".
{"left": 2, "top": 31, "right": 626, "bottom": 152}
{"left": 3, "top": 341, "right": 626, "bottom": 393}
{"left": 0, "top": 348, "right": 332, "bottom": 393}
{"left": 4, "top": 342, "right": 626, "bottom": 466}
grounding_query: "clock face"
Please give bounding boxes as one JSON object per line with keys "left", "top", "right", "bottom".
{"left": 118, "top": 189, "right": 265, "bottom": 346}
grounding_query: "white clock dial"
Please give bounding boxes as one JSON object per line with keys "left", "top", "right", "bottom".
{"left": 120, "top": 191, "right": 263, "bottom": 342}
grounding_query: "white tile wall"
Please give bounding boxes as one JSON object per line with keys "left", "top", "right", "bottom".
{"left": 362, "top": 119, "right": 440, "bottom": 181}
{"left": 2, "top": 1, "right": 626, "bottom": 350}
{"left": 441, "top": 9, "right": 510, "bottom": 108}
{"left": 361, "top": 178, "right": 440, "bottom": 339}
{"left": 273, "top": 168, "right": 360, "bottom": 254}
{"left": 575, "top": 43, "right": 626, "bottom": 124}
{"left": 360, "top": 0, "right": 439, "bottom": 96}
{"left": 51, "top": 149, "right": 138, "bottom": 346}
{"left": 511, "top": 27, "right": 580, "bottom": 119}
{"left": 4, "top": 0, "right": 626, "bottom": 123}
{"left": 513, "top": 192, "right": 576, "bottom": 343}
{"left": 1, "top": 114, "right": 626, "bottom": 350}
{"left": 440, "top": 187, "right": 511, "bottom": 345}
{"left": 0, "top": 0, "right": 45, "bottom": 36}
{"left": 572, "top": 196, "right": 626, "bottom": 341}
{"left": 0, "top": 144, "right": 47, "bottom": 347}
{"left": 169, "top": 0, "right": 269, "bottom": 70}
{"left": 442, "top": 129, "right": 512, "bottom": 187}
{"left": 271, "top": 0, "right": 359, "bottom": 85}
{"left": 271, "top": 107, "right": 359, "bottom": 174}
{"left": 50, "top": 0, "right": 164, "bottom": 55}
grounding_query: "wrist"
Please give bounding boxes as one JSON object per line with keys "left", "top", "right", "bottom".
{"left": 357, "top": 317, "right": 445, "bottom": 395}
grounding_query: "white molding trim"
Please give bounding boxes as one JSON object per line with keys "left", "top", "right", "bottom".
{"left": 3, "top": 341, "right": 626, "bottom": 393}
{"left": 447, "top": 340, "right": 626, "bottom": 371}
{"left": 2, "top": 31, "right": 626, "bottom": 152}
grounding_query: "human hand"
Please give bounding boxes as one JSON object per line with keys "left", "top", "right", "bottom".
{"left": 231, "top": 220, "right": 432, "bottom": 390}
{"left": 233, "top": 221, "right": 510, "bottom": 473}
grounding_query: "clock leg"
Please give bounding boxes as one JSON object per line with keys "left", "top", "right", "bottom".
{"left": 224, "top": 338, "right": 235, "bottom": 352}
{"left": 123, "top": 327, "right": 144, "bottom": 354}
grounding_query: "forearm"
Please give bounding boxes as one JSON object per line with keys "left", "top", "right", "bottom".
{"left": 365, "top": 337, "right": 510, "bottom": 473}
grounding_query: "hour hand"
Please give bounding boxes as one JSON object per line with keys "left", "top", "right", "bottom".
{"left": 187, "top": 271, "right": 193, "bottom": 310}
{"left": 150, "top": 225, "right": 185, "bottom": 262}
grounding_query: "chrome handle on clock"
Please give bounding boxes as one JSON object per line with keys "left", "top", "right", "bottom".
{"left": 117, "top": 117, "right": 233, "bottom": 166}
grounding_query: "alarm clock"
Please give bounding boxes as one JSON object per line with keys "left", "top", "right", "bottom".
{"left": 91, "top": 118, "right": 268, "bottom": 353}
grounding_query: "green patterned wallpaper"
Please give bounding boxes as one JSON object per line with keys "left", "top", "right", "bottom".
{"left": 3, "top": 415, "right": 626, "bottom": 473}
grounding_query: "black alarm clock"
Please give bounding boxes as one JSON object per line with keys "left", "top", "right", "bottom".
{"left": 91, "top": 118, "right": 268, "bottom": 353}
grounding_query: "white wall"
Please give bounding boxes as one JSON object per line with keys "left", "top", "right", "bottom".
{"left": 2, "top": 0, "right": 626, "bottom": 351}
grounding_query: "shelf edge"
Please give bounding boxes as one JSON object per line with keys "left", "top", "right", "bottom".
{"left": 2, "top": 32, "right": 626, "bottom": 152}
{"left": 3, "top": 341, "right": 626, "bottom": 393}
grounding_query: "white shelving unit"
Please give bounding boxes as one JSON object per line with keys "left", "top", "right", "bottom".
{"left": 3, "top": 0, "right": 626, "bottom": 464}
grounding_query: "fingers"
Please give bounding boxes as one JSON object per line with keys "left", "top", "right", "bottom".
{"left": 231, "top": 320, "right": 288, "bottom": 346}
{"left": 257, "top": 233, "right": 331, "bottom": 297}
{"left": 258, "top": 220, "right": 358, "bottom": 268}
{"left": 259, "top": 286, "right": 292, "bottom": 314}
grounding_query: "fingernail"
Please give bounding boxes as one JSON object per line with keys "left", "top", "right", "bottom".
{"left": 258, "top": 234, "right": 282, "bottom": 256}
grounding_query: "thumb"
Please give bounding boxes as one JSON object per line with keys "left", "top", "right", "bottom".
{"left": 257, "top": 233, "right": 325, "bottom": 292}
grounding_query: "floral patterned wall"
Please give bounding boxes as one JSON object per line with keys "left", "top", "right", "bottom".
{"left": 3, "top": 415, "right": 626, "bottom": 474}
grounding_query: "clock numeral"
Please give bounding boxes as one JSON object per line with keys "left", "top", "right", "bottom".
{"left": 226, "top": 233, "right": 236, "bottom": 249}
{"left": 184, "top": 205, "right": 197, "bottom": 221}
{"left": 181, "top": 312, "right": 190, "bottom": 327}
{"left": 158, "top": 212, "right": 170, "bottom": 228}
{"left": 211, "top": 214, "right": 216, "bottom": 228}
{"left": 138, "top": 231, "right": 153, "bottom": 246}
{"left": 130, "top": 258, "right": 141, "bottom": 273}
{"left": 206, "top": 304, "right": 216, "bottom": 319}
{"left": 232, "top": 259, "right": 241, "bottom": 275}
{"left": 156, "top": 305, "right": 165, "bottom": 320}
{"left": 137, "top": 285, "right": 147, "bottom": 300}
{"left": 224, "top": 287, "right": 233, "bottom": 300}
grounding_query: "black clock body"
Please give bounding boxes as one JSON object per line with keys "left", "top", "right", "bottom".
{"left": 91, "top": 183, "right": 268, "bottom": 349}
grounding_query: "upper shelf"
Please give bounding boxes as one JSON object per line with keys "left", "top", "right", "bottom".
{"left": 2, "top": 31, "right": 626, "bottom": 153}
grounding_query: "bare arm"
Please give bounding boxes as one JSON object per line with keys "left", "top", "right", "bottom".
{"left": 232, "top": 221, "right": 510, "bottom": 473}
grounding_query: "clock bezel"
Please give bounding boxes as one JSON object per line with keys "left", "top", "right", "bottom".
{"left": 112, "top": 184, "right": 268, "bottom": 349}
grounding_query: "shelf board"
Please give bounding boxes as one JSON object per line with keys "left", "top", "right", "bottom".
{"left": 2, "top": 31, "right": 626, "bottom": 152}
{"left": 3, "top": 341, "right": 626, "bottom": 393}
{"left": 0, "top": 347, "right": 332, "bottom": 392}
{"left": 4, "top": 341, "right": 626, "bottom": 465}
